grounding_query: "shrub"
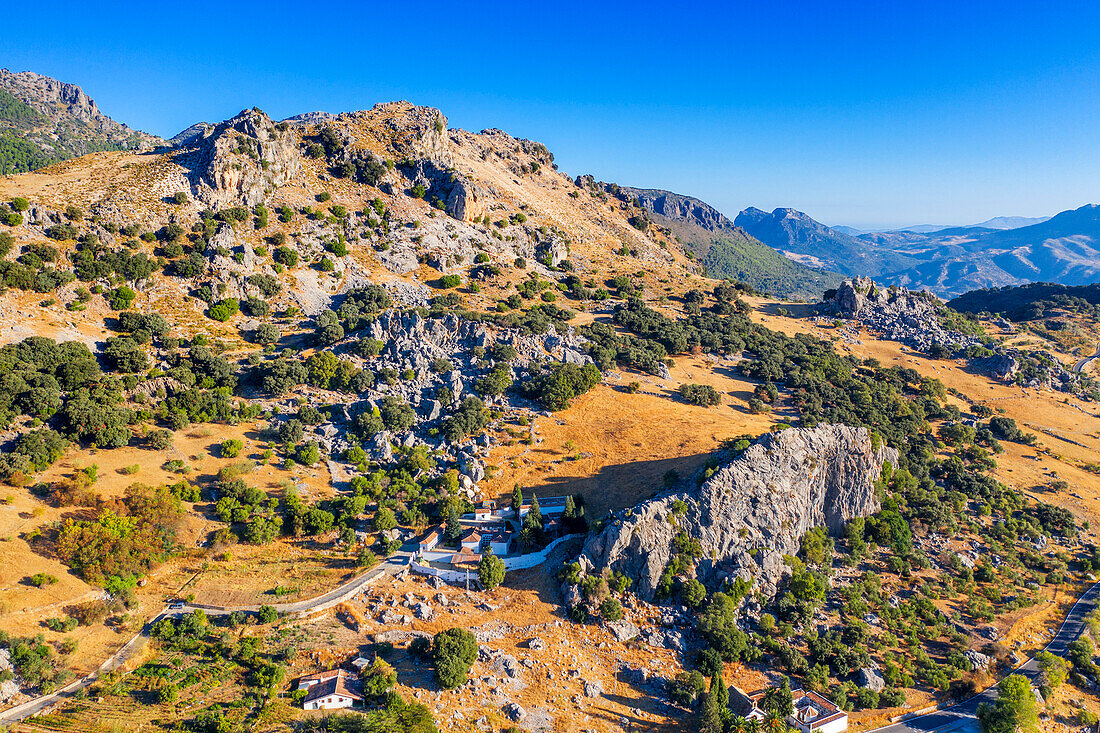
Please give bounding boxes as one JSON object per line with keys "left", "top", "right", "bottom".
{"left": 432, "top": 628, "right": 478, "bottom": 689}
{"left": 439, "top": 274, "right": 462, "bottom": 289}
{"left": 207, "top": 298, "right": 240, "bottom": 322}
{"left": 220, "top": 439, "right": 243, "bottom": 458}
{"left": 273, "top": 246, "right": 298, "bottom": 267}
{"left": 600, "top": 596, "right": 624, "bottom": 621}
{"left": 257, "top": 605, "right": 278, "bottom": 624}
{"left": 29, "top": 573, "right": 59, "bottom": 587}
{"left": 254, "top": 323, "right": 280, "bottom": 345}
{"left": 146, "top": 429, "right": 174, "bottom": 451}
{"left": 681, "top": 383, "right": 721, "bottom": 407}
{"left": 380, "top": 396, "right": 416, "bottom": 433}
{"left": 171, "top": 191, "right": 188, "bottom": 204}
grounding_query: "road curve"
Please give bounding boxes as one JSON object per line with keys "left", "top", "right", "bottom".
{"left": 0, "top": 550, "right": 414, "bottom": 725}
{"left": 868, "top": 580, "right": 1100, "bottom": 733}
{"left": 1073, "top": 343, "right": 1100, "bottom": 373}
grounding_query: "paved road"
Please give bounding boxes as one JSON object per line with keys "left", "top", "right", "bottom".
{"left": 870, "top": 581, "right": 1100, "bottom": 733}
{"left": 1074, "top": 343, "right": 1100, "bottom": 373}
{"left": 0, "top": 550, "right": 414, "bottom": 725}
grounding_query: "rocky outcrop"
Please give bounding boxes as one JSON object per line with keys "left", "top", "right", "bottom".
{"left": 821, "top": 278, "right": 1086, "bottom": 395}
{"left": 175, "top": 107, "right": 300, "bottom": 208}
{"left": 580, "top": 425, "right": 896, "bottom": 601}
{"left": 822, "top": 277, "right": 979, "bottom": 353}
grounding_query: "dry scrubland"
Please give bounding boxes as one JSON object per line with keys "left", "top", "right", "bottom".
{"left": 0, "top": 105, "right": 1098, "bottom": 731}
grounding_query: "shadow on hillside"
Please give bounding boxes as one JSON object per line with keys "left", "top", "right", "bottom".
{"left": 757, "top": 301, "right": 817, "bottom": 318}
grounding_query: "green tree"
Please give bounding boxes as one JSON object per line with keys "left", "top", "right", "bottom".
{"left": 432, "top": 628, "right": 478, "bottom": 689}
{"left": 511, "top": 485, "right": 523, "bottom": 514}
{"left": 700, "top": 689, "right": 723, "bottom": 733}
{"left": 257, "top": 605, "right": 278, "bottom": 624}
{"left": 478, "top": 551, "right": 505, "bottom": 589}
{"left": 978, "top": 674, "right": 1038, "bottom": 733}
{"left": 445, "top": 505, "right": 462, "bottom": 542}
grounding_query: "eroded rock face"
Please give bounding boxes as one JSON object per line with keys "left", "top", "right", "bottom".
{"left": 177, "top": 107, "right": 300, "bottom": 208}
{"left": 581, "top": 425, "right": 897, "bottom": 601}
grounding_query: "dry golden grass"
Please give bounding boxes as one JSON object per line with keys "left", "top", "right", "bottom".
{"left": 481, "top": 353, "right": 783, "bottom": 519}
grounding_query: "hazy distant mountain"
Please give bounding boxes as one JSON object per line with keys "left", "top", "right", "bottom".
{"left": 970, "top": 215, "right": 1050, "bottom": 230}
{"left": 618, "top": 188, "right": 842, "bottom": 300}
{"left": 734, "top": 207, "right": 918, "bottom": 278}
{"left": 735, "top": 204, "right": 1099, "bottom": 297}
{"left": 869, "top": 204, "right": 1100, "bottom": 296}
{"left": 0, "top": 69, "right": 162, "bottom": 174}
{"left": 831, "top": 225, "right": 864, "bottom": 236}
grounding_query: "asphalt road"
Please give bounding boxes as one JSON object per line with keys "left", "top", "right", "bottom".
{"left": 870, "top": 580, "right": 1100, "bottom": 733}
{"left": 0, "top": 549, "right": 414, "bottom": 725}
{"left": 1074, "top": 343, "right": 1100, "bottom": 373}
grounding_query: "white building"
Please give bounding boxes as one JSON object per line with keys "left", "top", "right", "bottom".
{"left": 473, "top": 500, "right": 496, "bottom": 521}
{"left": 746, "top": 688, "right": 847, "bottom": 733}
{"left": 298, "top": 669, "right": 363, "bottom": 710}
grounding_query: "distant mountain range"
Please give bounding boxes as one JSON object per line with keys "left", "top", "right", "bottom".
{"left": 617, "top": 187, "right": 843, "bottom": 300}
{"left": 0, "top": 69, "right": 162, "bottom": 174}
{"left": 737, "top": 205, "right": 1100, "bottom": 298}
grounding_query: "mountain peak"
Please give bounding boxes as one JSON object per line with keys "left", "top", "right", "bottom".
{"left": 0, "top": 68, "right": 163, "bottom": 174}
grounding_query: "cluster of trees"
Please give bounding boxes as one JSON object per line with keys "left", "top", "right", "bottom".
{"left": 0, "top": 631, "right": 69, "bottom": 694}
{"left": 55, "top": 483, "right": 183, "bottom": 591}
{"left": 521, "top": 362, "right": 602, "bottom": 411}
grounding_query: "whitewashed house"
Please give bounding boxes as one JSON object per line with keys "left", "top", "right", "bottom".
{"left": 298, "top": 669, "right": 363, "bottom": 710}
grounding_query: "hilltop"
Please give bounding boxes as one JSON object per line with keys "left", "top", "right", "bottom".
{"left": 0, "top": 69, "right": 162, "bottom": 175}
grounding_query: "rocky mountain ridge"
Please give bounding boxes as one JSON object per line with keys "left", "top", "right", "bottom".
{"left": 576, "top": 182, "right": 841, "bottom": 300}
{"left": 575, "top": 425, "right": 896, "bottom": 601}
{"left": 0, "top": 69, "right": 162, "bottom": 174}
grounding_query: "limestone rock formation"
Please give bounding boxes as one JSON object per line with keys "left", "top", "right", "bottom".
{"left": 580, "top": 425, "right": 897, "bottom": 601}
{"left": 175, "top": 107, "right": 300, "bottom": 208}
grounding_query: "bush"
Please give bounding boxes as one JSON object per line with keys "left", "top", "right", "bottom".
{"left": 207, "top": 298, "right": 239, "bottom": 322}
{"left": 600, "top": 596, "right": 624, "bottom": 621}
{"left": 253, "top": 323, "right": 280, "bottom": 345}
{"left": 439, "top": 274, "right": 462, "bottom": 289}
{"left": 432, "top": 628, "right": 478, "bottom": 689}
{"left": 146, "top": 429, "right": 174, "bottom": 451}
{"left": 681, "top": 383, "right": 721, "bottom": 407}
{"left": 257, "top": 605, "right": 278, "bottom": 624}
{"left": 380, "top": 396, "right": 416, "bottom": 433}
{"left": 220, "top": 439, "right": 243, "bottom": 458}
{"left": 171, "top": 191, "right": 188, "bottom": 205}
{"left": 273, "top": 246, "right": 298, "bottom": 267}
{"left": 29, "top": 573, "right": 59, "bottom": 587}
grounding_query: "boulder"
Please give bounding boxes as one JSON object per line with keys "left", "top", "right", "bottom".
{"left": 502, "top": 702, "right": 525, "bottom": 722}
{"left": 858, "top": 667, "right": 885, "bottom": 692}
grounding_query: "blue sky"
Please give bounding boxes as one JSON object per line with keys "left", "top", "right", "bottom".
{"left": 6, "top": 0, "right": 1100, "bottom": 229}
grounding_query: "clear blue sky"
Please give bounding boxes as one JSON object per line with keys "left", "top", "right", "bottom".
{"left": 6, "top": 0, "right": 1100, "bottom": 229}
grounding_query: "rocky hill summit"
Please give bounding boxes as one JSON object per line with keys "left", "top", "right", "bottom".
{"left": 819, "top": 278, "right": 1091, "bottom": 396}
{"left": 0, "top": 69, "right": 162, "bottom": 174}
{"left": 576, "top": 425, "right": 896, "bottom": 602}
{"left": 822, "top": 276, "right": 978, "bottom": 353}
{"left": 173, "top": 107, "right": 301, "bottom": 208}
